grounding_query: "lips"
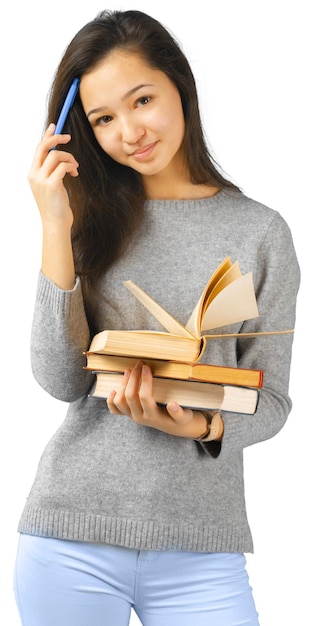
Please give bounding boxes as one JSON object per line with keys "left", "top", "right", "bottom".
{"left": 130, "top": 142, "right": 157, "bottom": 160}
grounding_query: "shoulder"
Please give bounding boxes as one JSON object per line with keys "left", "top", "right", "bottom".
{"left": 220, "top": 189, "right": 277, "bottom": 217}
{"left": 219, "top": 189, "right": 293, "bottom": 236}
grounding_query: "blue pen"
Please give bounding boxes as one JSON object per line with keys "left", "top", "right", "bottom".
{"left": 52, "top": 77, "right": 80, "bottom": 141}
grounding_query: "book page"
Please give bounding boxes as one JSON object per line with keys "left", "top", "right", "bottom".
{"left": 222, "top": 386, "right": 258, "bottom": 413}
{"left": 124, "top": 280, "right": 194, "bottom": 338}
{"left": 203, "top": 261, "right": 241, "bottom": 310}
{"left": 185, "top": 257, "right": 233, "bottom": 337}
{"left": 201, "top": 272, "right": 259, "bottom": 331}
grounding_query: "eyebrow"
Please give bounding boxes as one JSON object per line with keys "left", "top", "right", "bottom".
{"left": 86, "top": 83, "right": 154, "bottom": 118}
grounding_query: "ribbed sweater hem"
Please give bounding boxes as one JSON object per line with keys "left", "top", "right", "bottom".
{"left": 18, "top": 506, "right": 253, "bottom": 553}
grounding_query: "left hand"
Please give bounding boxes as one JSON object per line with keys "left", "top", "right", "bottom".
{"left": 106, "top": 361, "right": 209, "bottom": 439}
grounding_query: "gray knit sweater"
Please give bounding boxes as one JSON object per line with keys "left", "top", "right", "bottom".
{"left": 18, "top": 190, "right": 300, "bottom": 553}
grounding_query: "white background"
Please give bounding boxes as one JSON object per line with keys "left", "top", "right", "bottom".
{"left": 1, "top": 1, "right": 310, "bottom": 624}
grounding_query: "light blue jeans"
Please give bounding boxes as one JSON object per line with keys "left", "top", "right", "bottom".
{"left": 14, "top": 534, "right": 259, "bottom": 626}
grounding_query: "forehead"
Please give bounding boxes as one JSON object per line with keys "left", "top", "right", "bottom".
{"left": 79, "top": 50, "right": 171, "bottom": 104}
{"left": 80, "top": 50, "right": 177, "bottom": 115}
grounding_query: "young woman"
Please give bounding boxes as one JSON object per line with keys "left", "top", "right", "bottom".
{"left": 14, "top": 9, "right": 300, "bottom": 626}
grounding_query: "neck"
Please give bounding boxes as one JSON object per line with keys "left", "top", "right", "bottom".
{"left": 144, "top": 180, "right": 220, "bottom": 200}
{"left": 142, "top": 169, "right": 220, "bottom": 201}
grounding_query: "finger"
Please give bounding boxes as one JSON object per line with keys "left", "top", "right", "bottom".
{"left": 106, "top": 390, "right": 124, "bottom": 415}
{"left": 43, "top": 123, "right": 56, "bottom": 139}
{"left": 107, "top": 369, "right": 132, "bottom": 415}
{"left": 41, "top": 125, "right": 71, "bottom": 153}
{"left": 43, "top": 151, "right": 80, "bottom": 179}
{"left": 28, "top": 160, "right": 79, "bottom": 208}
{"left": 43, "top": 123, "right": 72, "bottom": 152}
{"left": 166, "top": 401, "right": 194, "bottom": 425}
{"left": 124, "top": 362, "right": 147, "bottom": 419}
{"left": 29, "top": 142, "right": 76, "bottom": 189}
{"left": 30, "top": 146, "right": 79, "bottom": 184}
{"left": 131, "top": 363, "right": 151, "bottom": 399}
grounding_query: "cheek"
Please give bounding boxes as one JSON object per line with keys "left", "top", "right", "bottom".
{"left": 162, "top": 99, "right": 185, "bottom": 143}
{"left": 150, "top": 110, "right": 184, "bottom": 144}
{"left": 164, "top": 112, "right": 185, "bottom": 149}
{"left": 93, "top": 130, "right": 118, "bottom": 157}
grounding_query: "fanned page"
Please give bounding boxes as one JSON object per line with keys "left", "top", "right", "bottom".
{"left": 124, "top": 280, "right": 194, "bottom": 338}
{"left": 203, "top": 261, "right": 241, "bottom": 310}
{"left": 124, "top": 258, "right": 259, "bottom": 338}
{"left": 201, "top": 272, "right": 259, "bottom": 331}
{"left": 185, "top": 257, "right": 235, "bottom": 337}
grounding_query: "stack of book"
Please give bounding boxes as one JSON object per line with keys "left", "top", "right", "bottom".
{"left": 85, "top": 258, "right": 263, "bottom": 415}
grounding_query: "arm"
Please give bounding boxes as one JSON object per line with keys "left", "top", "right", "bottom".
{"left": 30, "top": 272, "right": 93, "bottom": 401}
{"left": 106, "top": 211, "right": 300, "bottom": 453}
{"left": 221, "top": 212, "right": 300, "bottom": 451}
{"left": 28, "top": 124, "right": 79, "bottom": 290}
{"left": 29, "top": 126, "right": 93, "bottom": 401}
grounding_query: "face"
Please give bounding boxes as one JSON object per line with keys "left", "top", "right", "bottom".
{"left": 79, "top": 50, "right": 186, "bottom": 181}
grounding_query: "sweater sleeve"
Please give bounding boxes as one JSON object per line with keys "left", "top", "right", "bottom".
{"left": 30, "top": 272, "right": 93, "bottom": 402}
{"left": 201, "top": 211, "right": 300, "bottom": 456}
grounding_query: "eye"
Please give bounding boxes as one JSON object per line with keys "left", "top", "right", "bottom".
{"left": 94, "top": 115, "right": 113, "bottom": 126}
{"left": 136, "top": 96, "right": 151, "bottom": 107}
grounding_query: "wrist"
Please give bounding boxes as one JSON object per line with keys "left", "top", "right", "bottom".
{"left": 195, "top": 411, "right": 224, "bottom": 442}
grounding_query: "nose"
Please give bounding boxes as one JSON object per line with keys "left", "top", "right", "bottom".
{"left": 120, "top": 116, "right": 145, "bottom": 145}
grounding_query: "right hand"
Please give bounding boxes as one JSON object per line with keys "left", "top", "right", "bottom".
{"left": 28, "top": 123, "right": 79, "bottom": 229}
{"left": 106, "top": 362, "right": 223, "bottom": 441}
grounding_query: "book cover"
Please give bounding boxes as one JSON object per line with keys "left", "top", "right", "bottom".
{"left": 84, "top": 353, "right": 264, "bottom": 388}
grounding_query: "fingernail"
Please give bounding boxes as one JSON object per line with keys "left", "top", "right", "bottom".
{"left": 170, "top": 402, "right": 179, "bottom": 412}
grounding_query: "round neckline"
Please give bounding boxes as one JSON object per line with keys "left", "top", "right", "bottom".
{"left": 145, "top": 189, "right": 240, "bottom": 205}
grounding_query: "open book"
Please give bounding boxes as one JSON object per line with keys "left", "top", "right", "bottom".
{"left": 87, "top": 257, "right": 260, "bottom": 363}
{"left": 90, "top": 372, "right": 259, "bottom": 414}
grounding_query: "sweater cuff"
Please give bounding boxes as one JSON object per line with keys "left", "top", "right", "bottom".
{"left": 195, "top": 439, "right": 222, "bottom": 458}
{"left": 36, "top": 271, "right": 84, "bottom": 318}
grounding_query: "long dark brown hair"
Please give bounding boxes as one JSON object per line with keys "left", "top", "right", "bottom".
{"left": 47, "top": 9, "right": 239, "bottom": 283}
